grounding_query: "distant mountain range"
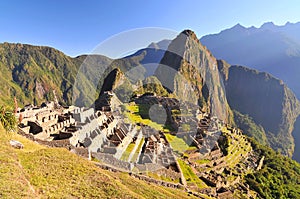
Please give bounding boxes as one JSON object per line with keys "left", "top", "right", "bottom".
{"left": 201, "top": 21, "right": 300, "bottom": 98}
{"left": 0, "top": 25, "right": 300, "bottom": 162}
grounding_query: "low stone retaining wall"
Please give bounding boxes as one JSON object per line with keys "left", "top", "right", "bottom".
{"left": 129, "top": 173, "right": 185, "bottom": 189}
{"left": 18, "top": 128, "right": 74, "bottom": 149}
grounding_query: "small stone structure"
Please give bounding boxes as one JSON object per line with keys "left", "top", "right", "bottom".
{"left": 10, "top": 140, "right": 24, "bottom": 149}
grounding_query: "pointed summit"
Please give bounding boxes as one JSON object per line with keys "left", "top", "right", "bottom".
{"left": 147, "top": 39, "right": 171, "bottom": 50}
{"left": 233, "top": 23, "right": 245, "bottom": 28}
{"left": 157, "top": 29, "right": 204, "bottom": 72}
{"left": 181, "top": 29, "right": 198, "bottom": 40}
{"left": 231, "top": 23, "right": 246, "bottom": 31}
{"left": 154, "top": 30, "right": 229, "bottom": 121}
{"left": 260, "top": 21, "right": 276, "bottom": 29}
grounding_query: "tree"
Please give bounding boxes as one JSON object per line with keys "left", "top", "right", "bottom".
{"left": 0, "top": 106, "right": 17, "bottom": 132}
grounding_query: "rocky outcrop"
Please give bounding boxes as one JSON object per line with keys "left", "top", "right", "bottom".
{"left": 155, "top": 30, "right": 230, "bottom": 122}
{"left": 292, "top": 115, "right": 300, "bottom": 161}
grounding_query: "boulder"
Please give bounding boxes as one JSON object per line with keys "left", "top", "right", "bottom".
{"left": 10, "top": 140, "right": 24, "bottom": 149}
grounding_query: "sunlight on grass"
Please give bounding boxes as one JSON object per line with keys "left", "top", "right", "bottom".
{"left": 177, "top": 159, "right": 207, "bottom": 189}
{"left": 131, "top": 137, "right": 144, "bottom": 163}
{"left": 125, "top": 104, "right": 165, "bottom": 131}
{"left": 11, "top": 133, "right": 46, "bottom": 152}
{"left": 0, "top": 128, "right": 196, "bottom": 198}
{"left": 147, "top": 172, "right": 180, "bottom": 183}
{"left": 121, "top": 142, "right": 135, "bottom": 161}
{"left": 165, "top": 133, "right": 196, "bottom": 153}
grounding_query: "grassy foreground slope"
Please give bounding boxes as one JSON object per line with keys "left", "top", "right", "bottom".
{"left": 0, "top": 128, "right": 197, "bottom": 199}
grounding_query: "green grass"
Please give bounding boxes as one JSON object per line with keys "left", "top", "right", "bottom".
{"left": 131, "top": 137, "right": 145, "bottom": 163}
{"left": 125, "top": 104, "right": 168, "bottom": 131}
{"left": 147, "top": 172, "right": 180, "bottom": 183}
{"left": 165, "top": 133, "right": 196, "bottom": 154}
{"left": 177, "top": 159, "right": 207, "bottom": 189}
{"left": 0, "top": 129, "right": 201, "bottom": 198}
{"left": 222, "top": 128, "right": 252, "bottom": 168}
{"left": 195, "top": 159, "right": 211, "bottom": 165}
{"left": 120, "top": 142, "right": 136, "bottom": 161}
{"left": 0, "top": 131, "right": 38, "bottom": 198}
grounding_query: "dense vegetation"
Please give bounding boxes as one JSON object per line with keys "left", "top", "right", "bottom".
{"left": 246, "top": 138, "right": 300, "bottom": 199}
{"left": 233, "top": 110, "right": 268, "bottom": 146}
{"left": 0, "top": 106, "right": 17, "bottom": 132}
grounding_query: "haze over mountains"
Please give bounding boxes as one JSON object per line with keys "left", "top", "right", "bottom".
{"left": 201, "top": 21, "right": 300, "bottom": 98}
{"left": 201, "top": 22, "right": 300, "bottom": 161}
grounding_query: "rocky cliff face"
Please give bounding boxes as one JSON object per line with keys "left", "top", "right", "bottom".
{"left": 218, "top": 60, "right": 300, "bottom": 157}
{"left": 155, "top": 30, "right": 230, "bottom": 122}
{"left": 94, "top": 68, "right": 125, "bottom": 110}
{"left": 292, "top": 116, "right": 300, "bottom": 161}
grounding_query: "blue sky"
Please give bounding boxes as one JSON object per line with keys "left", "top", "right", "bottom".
{"left": 1, "top": 0, "right": 300, "bottom": 57}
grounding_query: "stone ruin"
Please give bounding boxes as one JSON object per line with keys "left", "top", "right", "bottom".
{"left": 17, "top": 100, "right": 179, "bottom": 173}
{"left": 15, "top": 96, "right": 260, "bottom": 198}
{"left": 139, "top": 127, "right": 176, "bottom": 167}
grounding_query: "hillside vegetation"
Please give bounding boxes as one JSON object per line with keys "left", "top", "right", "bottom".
{"left": 233, "top": 110, "right": 268, "bottom": 146}
{"left": 246, "top": 138, "right": 300, "bottom": 199}
{"left": 0, "top": 43, "right": 113, "bottom": 107}
{"left": 0, "top": 128, "right": 196, "bottom": 199}
{"left": 218, "top": 61, "right": 300, "bottom": 158}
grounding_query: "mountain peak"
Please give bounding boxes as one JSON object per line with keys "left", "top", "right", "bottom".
{"left": 147, "top": 39, "right": 171, "bottom": 50}
{"left": 181, "top": 29, "right": 199, "bottom": 40}
{"left": 231, "top": 23, "right": 246, "bottom": 30}
{"left": 260, "top": 21, "right": 276, "bottom": 29}
{"left": 181, "top": 29, "right": 196, "bottom": 36}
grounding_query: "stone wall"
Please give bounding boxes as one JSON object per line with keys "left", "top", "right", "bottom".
{"left": 129, "top": 173, "right": 185, "bottom": 189}
{"left": 18, "top": 128, "right": 74, "bottom": 149}
{"left": 73, "top": 107, "right": 94, "bottom": 123}
{"left": 92, "top": 152, "right": 133, "bottom": 171}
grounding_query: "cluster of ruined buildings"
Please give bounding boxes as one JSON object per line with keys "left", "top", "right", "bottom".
{"left": 16, "top": 93, "right": 260, "bottom": 198}
{"left": 16, "top": 95, "right": 178, "bottom": 173}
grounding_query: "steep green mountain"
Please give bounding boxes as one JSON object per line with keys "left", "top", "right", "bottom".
{"left": 0, "top": 41, "right": 173, "bottom": 109}
{"left": 0, "top": 42, "right": 112, "bottom": 107}
{"left": 233, "top": 110, "right": 268, "bottom": 146}
{"left": 94, "top": 68, "right": 134, "bottom": 109}
{"left": 218, "top": 60, "right": 300, "bottom": 157}
{"left": 155, "top": 30, "right": 232, "bottom": 123}
{"left": 88, "top": 30, "right": 300, "bottom": 160}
